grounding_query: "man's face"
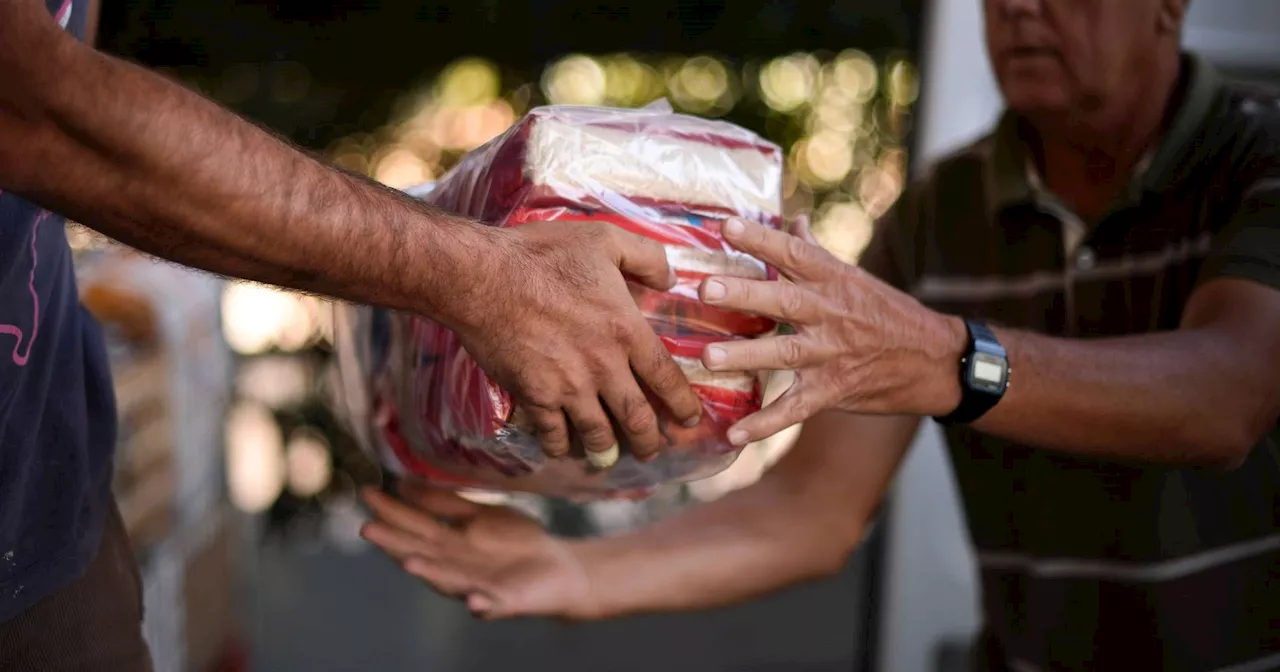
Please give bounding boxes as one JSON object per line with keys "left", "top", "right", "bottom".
{"left": 983, "top": 0, "right": 1181, "bottom": 116}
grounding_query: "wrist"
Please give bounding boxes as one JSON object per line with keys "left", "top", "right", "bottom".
{"left": 916, "top": 312, "right": 967, "bottom": 417}
{"left": 410, "top": 215, "right": 503, "bottom": 333}
{"left": 561, "top": 539, "right": 610, "bottom": 621}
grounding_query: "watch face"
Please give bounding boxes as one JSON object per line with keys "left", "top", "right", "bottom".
{"left": 968, "top": 351, "right": 1008, "bottom": 393}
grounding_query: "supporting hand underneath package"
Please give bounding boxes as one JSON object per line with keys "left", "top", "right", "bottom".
{"left": 334, "top": 102, "right": 783, "bottom": 499}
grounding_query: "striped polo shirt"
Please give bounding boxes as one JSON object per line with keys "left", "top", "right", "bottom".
{"left": 864, "top": 54, "right": 1280, "bottom": 672}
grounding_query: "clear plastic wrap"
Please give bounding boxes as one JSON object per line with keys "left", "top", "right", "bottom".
{"left": 334, "top": 101, "right": 783, "bottom": 499}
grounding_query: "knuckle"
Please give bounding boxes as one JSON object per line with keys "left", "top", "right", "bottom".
{"left": 787, "top": 393, "right": 813, "bottom": 422}
{"left": 779, "top": 338, "right": 805, "bottom": 368}
{"left": 785, "top": 234, "right": 811, "bottom": 266}
{"left": 607, "top": 316, "right": 636, "bottom": 345}
{"left": 578, "top": 422, "right": 614, "bottom": 446}
{"left": 779, "top": 285, "right": 806, "bottom": 320}
{"left": 649, "top": 359, "right": 686, "bottom": 393}
{"left": 621, "top": 398, "right": 657, "bottom": 435}
{"left": 531, "top": 414, "right": 564, "bottom": 437}
{"left": 524, "top": 388, "right": 558, "bottom": 408}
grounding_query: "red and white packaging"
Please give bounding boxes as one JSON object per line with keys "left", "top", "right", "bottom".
{"left": 334, "top": 102, "right": 783, "bottom": 499}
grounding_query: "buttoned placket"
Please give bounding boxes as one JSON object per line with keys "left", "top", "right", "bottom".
{"left": 1022, "top": 154, "right": 1150, "bottom": 337}
{"left": 1025, "top": 164, "right": 1088, "bottom": 336}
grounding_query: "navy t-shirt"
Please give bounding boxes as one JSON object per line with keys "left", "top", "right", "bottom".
{"left": 0, "top": 0, "right": 117, "bottom": 623}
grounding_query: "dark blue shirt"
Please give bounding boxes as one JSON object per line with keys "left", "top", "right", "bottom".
{"left": 0, "top": 0, "right": 117, "bottom": 623}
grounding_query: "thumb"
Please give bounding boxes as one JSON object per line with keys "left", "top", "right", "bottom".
{"left": 607, "top": 227, "right": 676, "bottom": 291}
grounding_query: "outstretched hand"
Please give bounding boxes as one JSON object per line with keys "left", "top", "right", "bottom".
{"left": 361, "top": 484, "right": 599, "bottom": 621}
{"left": 697, "top": 217, "right": 964, "bottom": 445}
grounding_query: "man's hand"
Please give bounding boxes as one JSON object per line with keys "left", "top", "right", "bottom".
{"left": 458, "top": 220, "right": 703, "bottom": 465}
{"left": 698, "top": 217, "right": 964, "bottom": 445}
{"left": 361, "top": 484, "right": 598, "bottom": 620}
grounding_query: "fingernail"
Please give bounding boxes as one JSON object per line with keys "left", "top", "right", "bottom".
{"left": 727, "top": 428, "right": 749, "bottom": 446}
{"left": 724, "top": 218, "right": 745, "bottom": 236}
{"left": 587, "top": 444, "right": 620, "bottom": 469}
{"left": 668, "top": 268, "right": 678, "bottom": 286}
{"left": 703, "top": 280, "right": 726, "bottom": 302}
{"left": 705, "top": 345, "right": 726, "bottom": 366}
{"left": 682, "top": 414, "right": 702, "bottom": 428}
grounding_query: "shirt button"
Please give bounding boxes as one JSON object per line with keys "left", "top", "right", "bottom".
{"left": 1075, "top": 247, "right": 1096, "bottom": 270}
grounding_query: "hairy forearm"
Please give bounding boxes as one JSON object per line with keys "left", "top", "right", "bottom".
{"left": 0, "top": 14, "right": 486, "bottom": 327}
{"left": 566, "top": 412, "right": 918, "bottom": 619}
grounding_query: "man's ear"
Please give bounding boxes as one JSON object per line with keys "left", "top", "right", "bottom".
{"left": 1158, "top": 0, "right": 1190, "bottom": 35}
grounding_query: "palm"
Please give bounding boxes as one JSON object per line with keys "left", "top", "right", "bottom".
{"left": 361, "top": 486, "right": 594, "bottom": 620}
{"left": 451, "top": 508, "right": 594, "bottom": 619}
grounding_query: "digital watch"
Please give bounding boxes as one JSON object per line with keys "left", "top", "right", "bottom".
{"left": 934, "top": 319, "right": 1009, "bottom": 425}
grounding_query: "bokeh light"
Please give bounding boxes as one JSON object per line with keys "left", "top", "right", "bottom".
{"left": 833, "top": 50, "right": 879, "bottom": 103}
{"left": 371, "top": 145, "right": 432, "bottom": 188}
{"left": 226, "top": 402, "right": 286, "bottom": 513}
{"left": 436, "top": 58, "right": 501, "bottom": 107}
{"left": 887, "top": 59, "right": 921, "bottom": 107}
{"left": 759, "top": 53, "right": 818, "bottom": 113}
{"left": 669, "top": 56, "right": 735, "bottom": 115}
{"left": 813, "top": 200, "right": 875, "bottom": 264}
{"left": 542, "top": 54, "right": 607, "bottom": 106}
{"left": 285, "top": 428, "right": 333, "bottom": 497}
{"left": 603, "top": 55, "right": 662, "bottom": 107}
{"left": 221, "top": 282, "right": 321, "bottom": 355}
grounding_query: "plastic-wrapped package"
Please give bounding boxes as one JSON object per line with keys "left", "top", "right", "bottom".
{"left": 334, "top": 102, "right": 783, "bottom": 499}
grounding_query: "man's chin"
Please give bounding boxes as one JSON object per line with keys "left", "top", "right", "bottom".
{"left": 1002, "top": 88, "right": 1072, "bottom": 117}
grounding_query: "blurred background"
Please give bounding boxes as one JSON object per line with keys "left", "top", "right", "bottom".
{"left": 69, "top": 0, "right": 1280, "bottom": 671}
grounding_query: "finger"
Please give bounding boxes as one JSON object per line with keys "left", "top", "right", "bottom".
{"left": 629, "top": 328, "right": 703, "bottom": 429}
{"left": 404, "top": 557, "right": 480, "bottom": 599}
{"left": 725, "top": 385, "right": 822, "bottom": 446}
{"left": 466, "top": 593, "right": 500, "bottom": 619}
{"left": 361, "top": 521, "right": 445, "bottom": 562}
{"left": 699, "top": 276, "right": 817, "bottom": 324}
{"left": 702, "top": 335, "right": 823, "bottom": 372}
{"left": 793, "top": 214, "right": 819, "bottom": 245}
{"left": 567, "top": 399, "right": 620, "bottom": 468}
{"left": 721, "top": 218, "right": 828, "bottom": 281}
{"left": 363, "top": 488, "right": 450, "bottom": 540}
{"left": 600, "top": 373, "right": 662, "bottom": 462}
{"left": 607, "top": 227, "right": 676, "bottom": 291}
{"left": 527, "top": 407, "right": 571, "bottom": 458}
{"left": 398, "top": 482, "right": 485, "bottom": 522}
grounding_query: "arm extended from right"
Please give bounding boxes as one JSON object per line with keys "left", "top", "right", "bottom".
{"left": 363, "top": 411, "right": 919, "bottom": 619}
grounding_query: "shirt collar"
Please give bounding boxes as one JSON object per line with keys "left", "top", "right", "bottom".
{"left": 984, "top": 52, "right": 1222, "bottom": 221}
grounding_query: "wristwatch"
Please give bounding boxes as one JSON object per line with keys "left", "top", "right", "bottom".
{"left": 934, "top": 319, "right": 1010, "bottom": 425}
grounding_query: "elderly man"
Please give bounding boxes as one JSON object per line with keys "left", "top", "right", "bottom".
{"left": 0, "top": 0, "right": 703, "bottom": 668}
{"left": 365, "top": 0, "right": 1280, "bottom": 669}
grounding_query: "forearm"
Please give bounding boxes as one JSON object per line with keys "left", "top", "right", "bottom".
{"left": 569, "top": 481, "right": 857, "bottom": 618}
{"left": 567, "top": 412, "right": 918, "bottom": 619}
{"left": 968, "top": 320, "right": 1268, "bottom": 466}
{"left": 0, "top": 14, "right": 485, "bottom": 327}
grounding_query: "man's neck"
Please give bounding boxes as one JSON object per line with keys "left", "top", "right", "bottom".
{"left": 1032, "top": 51, "right": 1184, "bottom": 222}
